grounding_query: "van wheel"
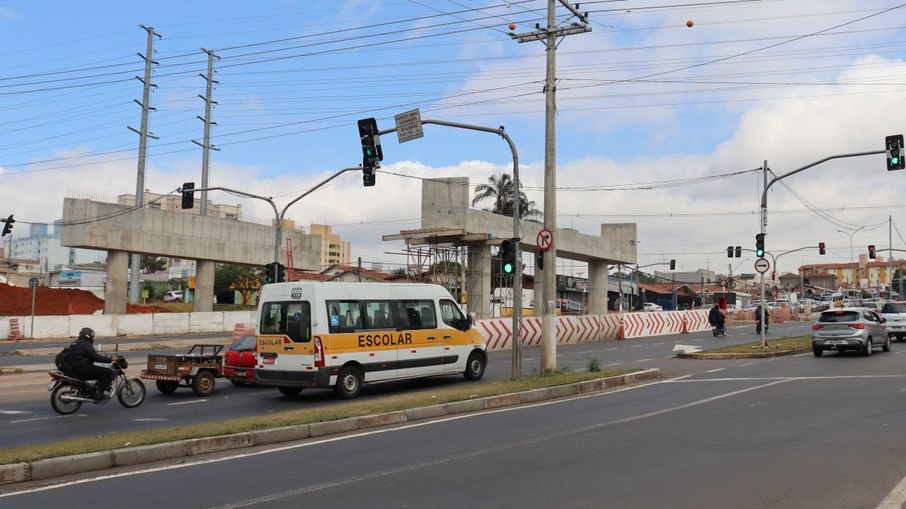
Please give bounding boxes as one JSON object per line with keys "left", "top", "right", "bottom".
{"left": 334, "top": 366, "right": 363, "bottom": 399}
{"left": 463, "top": 351, "right": 486, "bottom": 381}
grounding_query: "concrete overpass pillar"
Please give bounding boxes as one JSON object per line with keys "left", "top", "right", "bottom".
{"left": 194, "top": 260, "right": 215, "bottom": 312}
{"left": 466, "top": 244, "right": 491, "bottom": 319}
{"left": 588, "top": 261, "right": 609, "bottom": 315}
{"left": 104, "top": 250, "right": 128, "bottom": 315}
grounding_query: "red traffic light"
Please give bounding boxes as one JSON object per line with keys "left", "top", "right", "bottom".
{"left": 818, "top": 242, "right": 825, "bottom": 255}
{"left": 868, "top": 245, "right": 876, "bottom": 259}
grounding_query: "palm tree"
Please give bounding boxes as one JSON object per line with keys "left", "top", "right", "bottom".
{"left": 471, "top": 173, "right": 541, "bottom": 220}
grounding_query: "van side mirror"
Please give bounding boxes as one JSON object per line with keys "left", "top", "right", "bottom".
{"left": 463, "top": 315, "right": 473, "bottom": 331}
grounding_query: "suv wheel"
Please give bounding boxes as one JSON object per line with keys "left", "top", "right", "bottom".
{"left": 883, "top": 336, "right": 892, "bottom": 352}
{"left": 863, "top": 338, "right": 873, "bottom": 357}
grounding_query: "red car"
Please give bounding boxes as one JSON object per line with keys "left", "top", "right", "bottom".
{"left": 223, "top": 335, "right": 257, "bottom": 384}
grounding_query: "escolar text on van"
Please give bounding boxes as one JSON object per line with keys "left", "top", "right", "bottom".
{"left": 254, "top": 281, "right": 488, "bottom": 399}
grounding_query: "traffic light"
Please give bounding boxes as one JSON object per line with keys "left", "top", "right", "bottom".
{"left": 818, "top": 242, "right": 825, "bottom": 255}
{"left": 734, "top": 246, "right": 741, "bottom": 258}
{"left": 535, "top": 250, "right": 544, "bottom": 271}
{"left": 727, "top": 246, "right": 733, "bottom": 258}
{"left": 886, "top": 134, "right": 905, "bottom": 171}
{"left": 276, "top": 263, "right": 286, "bottom": 283}
{"left": 358, "top": 118, "right": 382, "bottom": 187}
{"left": 669, "top": 259, "right": 676, "bottom": 270}
{"left": 500, "top": 240, "right": 516, "bottom": 275}
{"left": 181, "top": 182, "right": 195, "bottom": 209}
{"left": 869, "top": 245, "right": 876, "bottom": 259}
{"left": 755, "top": 233, "right": 765, "bottom": 257}
{"left": 264, "top": 262, "right": 277, "bottom": 284}
{"left": 1, "top": 214, "right": 13, "bottom": 237}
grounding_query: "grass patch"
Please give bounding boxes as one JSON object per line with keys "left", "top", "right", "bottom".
{"left": 0, "top": 369, "right": 634, "bottom": 465}
{"left": 705, "top": 334, "right": 811, "bottom": 354}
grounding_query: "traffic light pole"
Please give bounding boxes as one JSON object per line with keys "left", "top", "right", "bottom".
{"left": 758, "top": 148, "right": 884, "bottom": 348}
{"left": 182, "top": 166, "right": 360, "bottom": 268}
{"left": 377, "top": 118, "right": 523, "bottom": 379}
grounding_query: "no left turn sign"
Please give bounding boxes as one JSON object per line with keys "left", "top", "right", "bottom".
{"left": 537, "top": 228, "right": 553, "bottom": 251}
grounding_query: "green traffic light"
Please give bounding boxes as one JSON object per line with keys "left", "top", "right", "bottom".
{"left": 756, "top": 249, "right": 764, "bottom": 257}
{"left": 502, "top": 262, "right": 514, "bottom": 274}
{"left": 893, "top": 156, "right": 900, "bottom": 165}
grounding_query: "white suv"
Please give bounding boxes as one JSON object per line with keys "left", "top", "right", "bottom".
{"left": 163, "top": 290, "right": 184, "bottom": 303}
{"left": 880, "top": 301, "right": 906, "bottom": 341}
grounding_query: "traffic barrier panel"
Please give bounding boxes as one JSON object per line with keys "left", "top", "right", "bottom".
{"left": 7, "top": 318, "right": 20, "bottom": 341}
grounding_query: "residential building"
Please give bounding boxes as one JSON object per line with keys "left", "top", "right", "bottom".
{"left": 799, "top": 255, "right": 906, "bottom": 291}
{"left": 308, "top": 224, "right": 351, "bottom": 269}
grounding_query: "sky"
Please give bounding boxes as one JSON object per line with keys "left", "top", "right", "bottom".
{"left": 3, "top": 0, "right": 906, "bottom": 283}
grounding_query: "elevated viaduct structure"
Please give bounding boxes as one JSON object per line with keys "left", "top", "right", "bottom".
{"left": 61, "top": 198, "right": 320, "bottom": 314}
{"left": 384, "top": 178, "right": 637, "bottom": 319}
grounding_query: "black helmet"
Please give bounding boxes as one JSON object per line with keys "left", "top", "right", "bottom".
{"left": 78, "top": 327, "right": 96, "bottom": 343}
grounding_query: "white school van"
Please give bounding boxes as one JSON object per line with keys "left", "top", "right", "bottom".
{"left": 255, "top": 282, "right": 488, "bottom": 399}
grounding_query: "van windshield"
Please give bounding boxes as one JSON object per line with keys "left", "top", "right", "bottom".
{"left": 260, "top": 301, "right": 311, "bottom": 342}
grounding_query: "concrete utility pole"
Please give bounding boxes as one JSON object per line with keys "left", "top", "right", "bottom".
{"left": 128, "top": 25, "right": 161, "bottom": 304}
{"left": 510, "top": 0, "right": 590, "bottom": 373}
{"left": 192, "top": 48, "right": 221, "bottom": 217}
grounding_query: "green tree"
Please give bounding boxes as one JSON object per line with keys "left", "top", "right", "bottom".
{"left": 140, "top": 256, "right": 167, "bottom": 274}
{"left": 215, "top": 264, "right": 262, "bottom": 306}
{"left": 471, "top": 173, "right": 541, "bottom": 220}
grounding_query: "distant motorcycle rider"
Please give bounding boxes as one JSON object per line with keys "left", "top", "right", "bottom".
{"left": 68, "top": 327, "right": 117, "bottom": 399}
{"left": 708, "top": 304, "right": 726, "bottom": 334}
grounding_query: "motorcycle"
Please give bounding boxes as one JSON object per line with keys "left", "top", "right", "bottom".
{"left": 711, "top": 323, "right": 727, "bottom": 337}
{"left": 48, "top": 356, "right": 146, "bottom": 415}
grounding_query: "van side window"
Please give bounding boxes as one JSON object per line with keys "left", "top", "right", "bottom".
{"left": 327, "top": 300, "right": 364, "bottom": 333}
{"left": 400, "top": 299, "right": 434, "bottom": 329}
{"left": 363, "top": 300, "right": 394, "bottom": 329}
{"left": 259, "top": 301, "right": 311, "bottom": 343}
{"left": 440, "top": 299, "right": 466, "bottom": 329}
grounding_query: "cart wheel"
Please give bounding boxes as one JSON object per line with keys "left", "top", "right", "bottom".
{"left": 192, "top": 371, "right": 216, "bottom": 396}
{"left": 156, "top": 380, "right": 179, "bottom": 394}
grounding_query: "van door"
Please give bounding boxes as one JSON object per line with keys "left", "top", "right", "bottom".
{"left": 439, "top": 298, "right": 468, "bottom": 372}
{"left": 395, "top": 299, "right": 444, "bottom": 377}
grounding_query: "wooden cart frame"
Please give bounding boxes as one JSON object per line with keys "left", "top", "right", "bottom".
{"left": 141, "top": 344, "right": 224, "bottom": 396}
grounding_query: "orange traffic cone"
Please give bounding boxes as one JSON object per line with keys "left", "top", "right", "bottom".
{"left": 681, "top": 314, "right": 688, "bottom": 334}
{"left": 618, "top": 316, "right": 626, "bottom": 340}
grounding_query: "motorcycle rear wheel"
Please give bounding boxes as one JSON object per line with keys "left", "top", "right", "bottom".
{"left": 117, "top": 378, "right": 146, "bottom": 408}
{"left": 51, "top": 384, "right": 82, "bottom": 415}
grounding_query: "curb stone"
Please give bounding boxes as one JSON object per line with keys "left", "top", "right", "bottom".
{"left": 676, "top": 347, "right": 811, "bottom": 360}
{"left": 0, "top": 368, "right": 659, "bottom": 486}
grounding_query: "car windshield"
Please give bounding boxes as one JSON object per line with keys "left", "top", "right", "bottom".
{"left": 230, "top": 335, "right": 257, "bottom": 351}
{"left": 881, "top": 303, "right": 906, "bottom": 313}
{"left": 818, "top": 311, "right": 860, "bottom": 323}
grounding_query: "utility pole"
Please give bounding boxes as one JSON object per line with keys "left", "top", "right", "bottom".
{"left": 127, "top": 25, "right": 161, "bottom": 304}
{"left": 510, "top": 0, "right": 590, "bottom": 373}
{"left": 192, "top": 48, "right": 220, "bottom": 217}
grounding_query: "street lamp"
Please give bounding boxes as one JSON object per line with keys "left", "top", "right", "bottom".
{"left": 836, "top": 226, "right": 864, "bottom": 284}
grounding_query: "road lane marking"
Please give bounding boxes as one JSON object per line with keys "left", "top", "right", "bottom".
{"left": 739, "top": 363, "right": 755, "bottom": 367}
{"left": 705, "top": 368, "right": 726, "bottom": 373}
{"left": 653, "top": 342, "right": 664, "bottom": 346}
{"left": 604, "top": 362, "right": 623, "bottom": 367}
{"left": 636, "top": 358, "right": 654, "bottom": 362}
{"left": 0, "top": 410, "right": 31, "bottom": 415}
{"left": 167, "top": 399, "right": 208, "bottom": 406}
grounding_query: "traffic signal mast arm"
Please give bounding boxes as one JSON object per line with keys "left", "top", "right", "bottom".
{"left": 179, "top": 167, "right": 361, "bottom": 265}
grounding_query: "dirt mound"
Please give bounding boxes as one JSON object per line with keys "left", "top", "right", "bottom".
{"left": 0, "top": 284, "right": 172, "bottom": 316}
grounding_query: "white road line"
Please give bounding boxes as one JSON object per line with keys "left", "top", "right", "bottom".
{"left": 636, "top": 358, "right": 654, "bottom": 362}
{"left": 705, "top": 368, "right": 726, "bottom": 373}
{"left": 11, "top": 415, "right": 83, "bottom": 424}
{"left": 605, "top": 347, "right": 618, "bottom": 351}
{"left": 896, "top": 350, "right": 906, "bottom": 355}
{"left": 653, "top": 342, "right": 665, "bottom": 346}
{"left": 630, "top": 345, "right": 643, "bottom": 348}
{"left": 0, "top": 410, "right": 31, "bottom": 415}
{"left": 604, "top": 362, "right": 623, "bottom": 367}
{"left": 739, "top": 362, "right": 755, "bottom": 367}
{"left": 167, "top": 399, "right": 208, "bottom": 406}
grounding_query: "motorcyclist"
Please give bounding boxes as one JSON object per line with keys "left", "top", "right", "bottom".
{"left": 68, "top": 327, "right": 117, "bottom": 400}
{"left": 708, "top": 304, "right": 726, "bottom": 334}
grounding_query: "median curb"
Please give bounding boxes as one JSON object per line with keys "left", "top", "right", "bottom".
{"left": 0, "top": 368, "right": 659, "bottom": 486}
{"left": 676, "top": 347, "right": 811, "bottom": 359}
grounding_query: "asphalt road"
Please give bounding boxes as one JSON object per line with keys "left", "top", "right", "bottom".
{"left": 0, "top": 322, "right": 809, "bottom": 449}
{"left": 3, "top": 320, "right": 906, "bottom": 508}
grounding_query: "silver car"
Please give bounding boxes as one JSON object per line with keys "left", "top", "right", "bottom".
{"left": 811, "top": 307, "right": 889, "bottom": 357}
{"left": 880, "top": 301, "right": 906, "bottom": 341}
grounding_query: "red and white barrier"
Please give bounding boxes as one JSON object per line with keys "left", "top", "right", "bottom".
{"left": 477, "top": 310, "right": 711, "bottom": 351}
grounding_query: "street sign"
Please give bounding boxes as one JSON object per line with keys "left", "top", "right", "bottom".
{"left": 754, "top": 258, "right": 770, "bottom": 274}
{"left": 28, "top": 277, "right": 38, "bottom": 288}
{"left": 536, "top": 228, "right": 553, "bottom": 251}
{"left": 394, "top": 108, "right": 423, "bottom": 143}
